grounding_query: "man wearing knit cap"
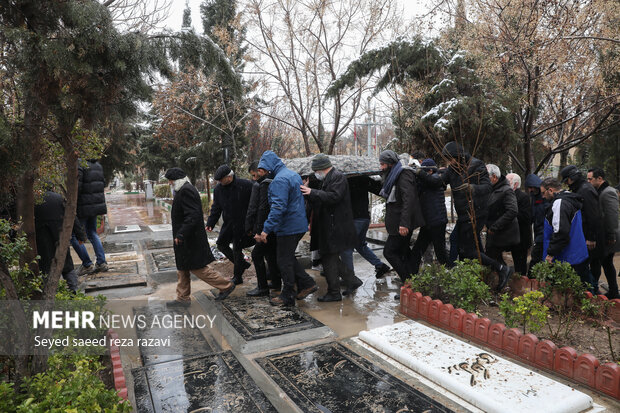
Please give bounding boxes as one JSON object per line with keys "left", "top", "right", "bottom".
{"left": 301, "top": 154, "right": 362, "bottom": 301}
{"left": 165, "top": 167, "right": 235, "bottom": 306}
{"left": 378, "top": 150, "right": 424, "bottom": 299}
{"left": 206, "top": 164, "right": 254, "bottom": 284}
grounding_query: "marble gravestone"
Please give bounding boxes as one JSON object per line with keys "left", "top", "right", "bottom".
{"left": 257, "top": 342, "right": 455, "bottom": 413}
{"left": 359, "top": 321, "right": 593, "bottom": 413}
{"left": 132, "top": 351, "right": 276, "bottom": 413}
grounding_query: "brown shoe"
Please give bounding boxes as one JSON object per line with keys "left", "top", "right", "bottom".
{"left": 269, "top": 296, "right": 294, "bottom": 307}
{"left": 295, "top": 284, "right": 318, "bottom": 300}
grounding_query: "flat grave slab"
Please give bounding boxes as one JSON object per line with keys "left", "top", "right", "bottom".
{"left": 133, "top": 304, "right": 219, "bottom": 366}
{"left": 132, "top": 351, "right": 276, "bottom": 412}
{"left": 143, "top": 239, "right": 174, "bottom": 250}
{"left": 114, "top": 224, "right": 142, "bottom": 233}
{"left": 82, "top": 273, "right": 146, "bottom": 292}
{"left": 256, "top": 342, "right": 455, "bottom": 412}
{"left": 102, "top": 241, "right": 135, "bottom": 253}
{"left": 196, "top": 292, "right": 334, "bottom": 354}
{"left": 148, "top": 224, "right": 172, "bottom": 232}
{"left": 150, "top": 251, "right": 176, "bottom": 272}
{"left": 358, "top": 320, "right": 593, "bottom": 413}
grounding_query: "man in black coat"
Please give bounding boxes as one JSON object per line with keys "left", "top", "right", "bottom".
{"left": 506, "top": 173, "right": 533, "bottom": 275}
{"left": 341, "top": 176, "right": 391, "bottom": 279}
{"left": 245, "top": 162, "right": 280, "bottom": 296}
{"left": 70, "top": 159, "right": 108, "bottom": 275}
{"left": 485, "top": 165, "right": 519, "bottom": 290}
{"left": 418, "top": 142, "right": 513, "bottom": 289}
{"left": 35, "top": 190, "right": 86, "bottom": 292}
{"left": 301, "top": 154, "right": 362, "bottom": 302}
{"left": 206, "top": 164, "right": 255, "bottom": 284}
{"left": 560, "top": 165, "right": 605, "bottom": 289}
{"left": 410, "top": 158, "right": 449, "bottom": 276}
{"left": 378, "top": 150, "right": 425, "bottom": 298}
{"left": 525, "top": 173, "right": 546, "bottom": 275}
{"left": 165, "top": 168, "right": 235, "bottom": 307}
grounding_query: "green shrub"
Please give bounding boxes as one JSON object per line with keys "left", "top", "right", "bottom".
{"left": 407, "top": 260, "right": 491, "bottom": 313}
{"left": 153, "top": 184, "right": 171, "bottom": 198}
{"left": 499, "top": 290, "right": 548, "bottom": 334}
{"left": 444, "top": 259, "right": 492, "bottom": 313}
{"left": 200, "top": 195, "right": 212, "bottom": 213}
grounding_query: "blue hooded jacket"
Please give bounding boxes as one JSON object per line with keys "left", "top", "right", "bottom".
{"left": 525, "top": 174, "right": 546, "bottom": 243}
{"left": 257, "top": 151, "right": 308, "bottom": 236}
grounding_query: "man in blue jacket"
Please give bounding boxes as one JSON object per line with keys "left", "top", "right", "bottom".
{"left": 258, "top": 151, "right": 318, "bottom": 307}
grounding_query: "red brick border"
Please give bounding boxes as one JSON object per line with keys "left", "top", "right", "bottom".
{"left": 107, "top": 329, "right": 128, "bottom": 401}
{"left": 399, "top": 286, "right": 620, "bottom": 400}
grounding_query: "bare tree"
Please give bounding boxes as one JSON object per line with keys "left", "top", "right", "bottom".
{"left": 245, "top": 0, "right": 402, "bottom": 155}
{"left": 101, "top": 0, "right": 173, "bottom": 33}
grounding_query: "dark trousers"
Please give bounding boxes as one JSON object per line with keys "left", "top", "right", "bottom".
{"left": 384, "top": 233, "right": 413, "bottom": 282}
{"left": 411, "top": 224, "right": 448, "bottom": 275}
{"left": 449, "top": 223, "right": 459, "bottom": 266}
{"left": 276, "top": 233, "right": 316, "bottom": 303}
{"left": 510, "top": 245, "right": 529, "bottom": 275}
{"left": 572, "top": 259, "right": 596, "bottom": 294}
{"left": 252, "top": 234, "right": 280, "bottom": 290}
{"left": 591, "top": 253, "right": 618, "bottom": 297}
{"left": 458, "top": 221, "right": 502, "bottom": 272}
{"left": 322, "top": 252, "right": 358, "bottom": 296}
{"left": 528, "top": 242, "right": 544, "bottom": 276}
{"left": 217, "top": 241, "right": 247, "bottom": 280}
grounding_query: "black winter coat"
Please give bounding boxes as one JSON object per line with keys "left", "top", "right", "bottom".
{"left": 171, "top": 182, "right": 215, "bottom": 270}
{"left": 418, "top": 173, "right": 447, "bottom": 228}
{"left": 206, "top": 176, "right": 254, "bottom": 243}
{"left": 307, "top": 168, "right": 357, "bottom": 254}
{"left": 569, "top": 177, "right": 605, "bottom": 258}
{"left": 421, "top": 156, "right": 492, "bottom": 224}
{"left": 348, "top": 176, "right": 382, "bottom": 220}
{"left": 514, "top": 188, "right": 533, "bottom": 249}
{"left": 486, "top": 175, "right": 519, "bottom": 248}
{"left": 384, "top": 168, "right": 425, "bottom": 235}
{"left": 77, "top": 160, "right": 107, "bottom": 218}
{"left": 245, "top": 177, "right": 272, "bottom": 235}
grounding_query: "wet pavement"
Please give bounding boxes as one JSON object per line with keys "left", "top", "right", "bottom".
{"left": 84, "top": 192, "right": 618, "bottom": 413}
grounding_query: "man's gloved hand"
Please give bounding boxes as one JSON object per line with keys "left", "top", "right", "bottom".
{"left": 453, "top": 183, "right": 472, "bottom": 192}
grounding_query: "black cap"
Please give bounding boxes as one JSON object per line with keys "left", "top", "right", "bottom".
{"left": 164, "top": 167, "right": 187, "bottom": 180}
{"left": 311, "top": 154, "right": 332, "bottom": 171}
{"left": 560, "top": 165, "right": 579, "bottom": 183}
{"left": 214, "top": 164, "right": 232, "bottom": 181}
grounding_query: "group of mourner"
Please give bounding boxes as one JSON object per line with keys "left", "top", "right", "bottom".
{"left": 164, "top": 141, "right": 620, "bottom": 308}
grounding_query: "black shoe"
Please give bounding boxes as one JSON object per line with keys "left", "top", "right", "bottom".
{"left": 215, "top": 283, "right": 236, "bottom": 301}
{"left": 496, "top": 265, "right": 513, "bottom": 292}
{"left": 270, "top": 296, "right": 295, "bottom": 307}
{"left": 375, "top": 264, "right": 391, "bottom": 278}
{"left": 318, "top": 293, "right": 342, "bottom": 302}
{"left": 296, "top": 284, "right": 318, "bottom": 300}
{"left": 605, "top": 291, "right": 619, "bottom": 300}
{"left": 167, "top": 299, "right": 191, "bottom": 308}
{"left": 394, "top": 294, "right": 400, "bottom": 300}
{"left": 246, "top": 287, "right": 269, "bottom": 297}
{"left": 342, "top": 279, "right": 363, "bottom": 296}
{"left": 232, "top": 277, "right": 244, "bottom": 285}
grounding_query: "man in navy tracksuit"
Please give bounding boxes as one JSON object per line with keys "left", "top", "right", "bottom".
{"left": 540, "top": 178, "right": 594, "bottom": 291}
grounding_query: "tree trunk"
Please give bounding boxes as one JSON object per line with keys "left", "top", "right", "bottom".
{"left": 522, "top": 137, "right": 535, "bottom": 175}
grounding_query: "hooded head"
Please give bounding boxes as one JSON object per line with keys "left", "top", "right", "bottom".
{"left": 442, "top": 141, "right": 470, "bottom": 162}
{"left": 258, "top": 150, "right": 285, "bottom": 175}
